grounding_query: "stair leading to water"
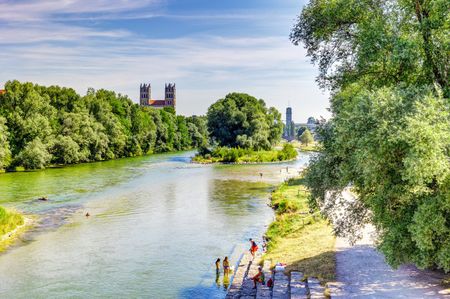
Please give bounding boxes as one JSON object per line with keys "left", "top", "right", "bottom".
{"left": 226, "top": 253, "right": 327, "bottom": 299}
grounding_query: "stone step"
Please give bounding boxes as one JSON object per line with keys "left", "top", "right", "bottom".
{"left": 226, "top": 252, "right": 252, "bottom": 299}
{"left": 307, "top": 277, "right": 325, "bottom": 299}
{"left": 240, "top": 253, "right": 262, "bottom": 297}
{"left": 256, "top": 260, "right": 272, "bottom": 299}
{"left": 272, "top": 271, "right": 289, "bottom": 299}
{"left": 290, "top": 272, "right": 308, "bottom": 299}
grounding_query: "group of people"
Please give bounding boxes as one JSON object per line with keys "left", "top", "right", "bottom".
{"left": 214, "top": 238, "right": 274, "bottom": 290}
{"left": 248, "top": 238, "right": 273, "bottom": 289}
{"left": 215, "top": 256, "right": 230, "bottom": 274}
{"left": 215, "top": 257, "right": 231, "bottom": 290}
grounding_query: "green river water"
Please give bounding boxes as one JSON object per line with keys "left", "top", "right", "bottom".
{"left": 0, "top": 151, "right": 311, "bottom": 298}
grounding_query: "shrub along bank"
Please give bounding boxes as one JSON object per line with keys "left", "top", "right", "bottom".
{"left": 192, "top": 143, "right": 298, "bottom": 163}
{"left": 263, "top": 177, "right": 336, "bottom": 283}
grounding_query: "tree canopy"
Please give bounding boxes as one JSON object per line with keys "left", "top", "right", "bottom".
{"left": 0, "top": 80, "right": 208, "bottom": 170}
{"left": 293, "top": 0, "right": 450, "bottom": 271}
{"left": 206, "top": 93, "right": 283, "bottom": 150}
{"left": 300, "top": 129, "right": 314, "bottom": 146}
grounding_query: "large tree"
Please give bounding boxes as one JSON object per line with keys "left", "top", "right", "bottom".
{"left": 293, "top": 0, "right": 450, "bottom": 271}
{"left": 206, "top": 93, "right": 283, "bottom": 150}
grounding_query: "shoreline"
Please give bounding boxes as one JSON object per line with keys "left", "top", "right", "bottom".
{"left": 0, "top": 150, "right": 194, "bottom": 174}
{"left": 191, "top": 157, "right": 299, "bottom": 165}
{"left": 261, "top": 175, "right": 336, "bottom": 284}
{"left": 0, "top": 215, "right": 34, "bottom": 252}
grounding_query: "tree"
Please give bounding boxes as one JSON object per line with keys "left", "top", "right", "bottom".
{"left": 16, "top": 138, "right": 52, "bottom": 169}
{"left": 51, "top": 135, "right": 80, "bottom": 164}
{"left": 293, "top": 0, "right": 450, "bottom": 271}
{"left": 296, "top": 126, "right": 307, "bottom": 141}
{"left": 290, "top": 0, "right": 449, "bottom": 96}
{"left": 300, "top": 129, "right": 314, "bottom": 146}
{"left": 207, "top": 93, "right": 283, "bottom": 150}
{"left": 0, "top": 117, "right": 11, "bottom": 170}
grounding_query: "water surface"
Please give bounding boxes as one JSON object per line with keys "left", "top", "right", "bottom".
{"left": 0, "top": 151, "right": 310, "bottom": 298}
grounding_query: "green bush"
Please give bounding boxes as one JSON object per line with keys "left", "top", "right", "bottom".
{"left": 0, "top": 206, "right": 24, "bottom": 236}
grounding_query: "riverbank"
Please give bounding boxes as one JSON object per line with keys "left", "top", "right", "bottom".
{"left": 192, "top": 144, "right": 298, "bottom": 164}
{"left": 0, "top": 207, "right": 32, "bottom": 252}
{"left": 290, "top": 140, "right": 320, "bottom": 152}
{"left": 262, "top": 177, "right": 336, "bottom": 284}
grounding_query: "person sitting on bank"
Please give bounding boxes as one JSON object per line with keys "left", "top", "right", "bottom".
{"left": 252, "top": 266, "right": 265, "bottom": 289}
{"left": 223, "top": 256, "right": 230, "bottom": 274}
{"left": 215, "top": 258, "right": 221, "bottom": 272}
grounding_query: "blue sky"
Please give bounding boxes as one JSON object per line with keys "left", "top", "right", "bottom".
{"left": 0, "top": 0, "right": 330, "bottom": 122}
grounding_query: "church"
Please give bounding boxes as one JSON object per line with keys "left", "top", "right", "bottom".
{"left": 139, "top": 83, "right": 176, "bottom": 110}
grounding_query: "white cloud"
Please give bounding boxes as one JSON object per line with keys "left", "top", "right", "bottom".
{"left": 0, "top": 0, "right": 163, "bottom": 22}
{"left": 0, "top": 0, "right": 330, "bottom": 122}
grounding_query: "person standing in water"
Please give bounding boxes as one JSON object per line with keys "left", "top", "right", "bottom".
{"left": 223, "top": 256, "right": 230, "bottom": 274}
{"left": 215, "top": 258, "right": 221, "bottom": 272}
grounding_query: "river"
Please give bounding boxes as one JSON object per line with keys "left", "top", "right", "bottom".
{"left": 0, "top": 151, "right": 311, "bottom": 298}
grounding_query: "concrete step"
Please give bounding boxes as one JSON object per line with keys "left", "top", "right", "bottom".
{"left": 272, "top": 271, "right": 289, "bottom": 299}
{"left": 226, "top": 252, "right": 252, "bottom": 299}
{"left": 256, "top": 260, "right": 272, "bottom": 299}
{"left": 307, "top": 277, "right": 325, "bottom": 299}
{"left": 290, "top": 272, "right": 308, "bottom": 299}
{"left": 240, "top": 253, "right": 262, "bottom": 297}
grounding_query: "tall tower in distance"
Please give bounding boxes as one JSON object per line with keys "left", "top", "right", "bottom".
{"left": 285, "top": 107, "right": 294, "bottom": 141}
{"left": 140, "top": 83, "right": 151, "bottom": 106}
{"left": 165, "top": 83, "right": 176, "bottom": 109}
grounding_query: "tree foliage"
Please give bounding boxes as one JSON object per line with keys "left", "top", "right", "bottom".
{"left": 293, "top": 0, "right": 450, "bottom": 271}
{"left": 206, "top": 93, "right": 283, "bottom": 150}
{"left": 300, "top": 129, "right": 314, "bottom": 146}
{"left": 0, "top": 81, "right": 208, "bottom": 170}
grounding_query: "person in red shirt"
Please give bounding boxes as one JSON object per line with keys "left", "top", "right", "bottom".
{"left": 252, "top": 266, "right": 265, "bottom": 289}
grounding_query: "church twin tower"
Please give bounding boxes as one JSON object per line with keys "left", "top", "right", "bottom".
{"left": 140, "top": 83, "right": 176, "bottom": 110}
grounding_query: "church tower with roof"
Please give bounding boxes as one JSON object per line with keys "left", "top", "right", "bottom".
{"left": 164, "top": 83, "right": 176, "bottom": 109}
{"left": 140, "top": 83, "right": 151, "bottom": 106}
{"left": 139, "top": 82, "right": 176, "bottom": 110}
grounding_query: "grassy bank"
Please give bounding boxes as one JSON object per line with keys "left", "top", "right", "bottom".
{"left": 290, "top": 141, "right": 320, "bottom": 152}
{"left": 192, "top": 143, "right": 298, "bottom": 163}
{"left": 0, "top": 206, "right": 27, "bottom": 251}
{"left": 262, "top": 177, "right": 336, "bottom": 283}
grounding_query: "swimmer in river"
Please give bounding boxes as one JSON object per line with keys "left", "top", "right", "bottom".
{"left": 259, "top": 172, "right": 263, "bottom": 178}
{"left": 85, "top": 212, "right": 90, "bottom": 217}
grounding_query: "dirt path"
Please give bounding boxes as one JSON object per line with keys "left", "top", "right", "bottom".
{"left": 329, "top": 191, "right": 450, "bottom": 298}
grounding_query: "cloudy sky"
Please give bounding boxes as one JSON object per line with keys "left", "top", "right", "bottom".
{"left": 0, "top": 0, "right": 330, "bottom": 123}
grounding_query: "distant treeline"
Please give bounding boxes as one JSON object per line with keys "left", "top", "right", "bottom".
{"left": 0, "top": 80, "right": 208, "bottom": 170}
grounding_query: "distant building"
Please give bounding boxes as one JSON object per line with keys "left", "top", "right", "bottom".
{"left": 306, "top": 117, "right": 318, "bottom": 133}
{"left": 284, "top": 107, "right": 295, "bottom": 141}
{"left": 297, "top": 116, "right": 320, "bottom": 137}
{"left": 140, "top": 83, "right": 176, "bottom": 110}
{"left": 0, "top": 89, "right": 6, "bottom": 95}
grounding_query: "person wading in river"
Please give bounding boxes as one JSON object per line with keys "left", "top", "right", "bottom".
{"left": 223, "top": 257, "right": 230, "bottom": 274}
{"left": 215, "top": 258, "right": 221, "bottom": 273}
